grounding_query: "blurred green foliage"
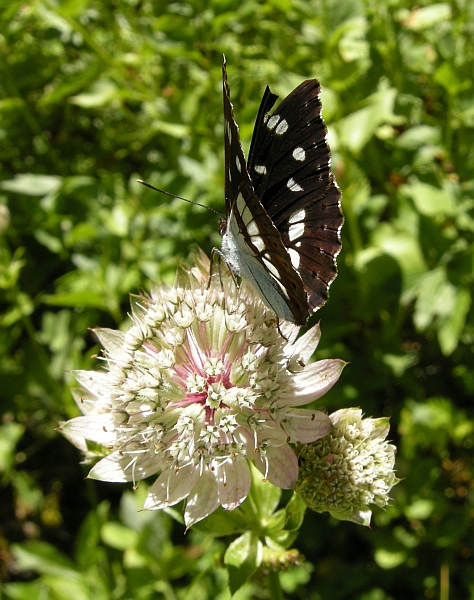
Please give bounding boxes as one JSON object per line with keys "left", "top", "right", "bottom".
{"left": 1, "top": 0, "right": 473, "bottom": 598}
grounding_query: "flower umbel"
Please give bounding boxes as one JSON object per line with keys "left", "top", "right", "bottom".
{"left": 61, "top": 252, "right": 344, "bottom": 527}
{"left": 295, "top": 408, "right": 398, "bottom": 526}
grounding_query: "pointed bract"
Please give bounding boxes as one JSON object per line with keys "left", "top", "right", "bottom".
{"left": 185, "top": 470, "right": 220, "bottom": 527}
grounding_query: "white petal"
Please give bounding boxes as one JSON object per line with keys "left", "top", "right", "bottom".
{"left": 285, "top": 323, "right": 321, "bottom": 363}
{"left": 93, "top": 328, "right": 126, "bottom": 353}
{"left": 89, "top": 453, "right": 130, "bottom": 482}
{"left": 330, "top": 508, "right": 372, "bottom": 526}
{"left": 58, "top": 420, "right": 88, "bottom": 452}
{"left": 70, "top": 387, "right": 105, "bottom": 416}
{"left": 60, "top": 414, "right": 117, "bottom": 445}
{"left": 279, "top": 359, "right": 346, "bottom": 405}
{"left": 184, "top": 469, "right": 220, "bottom": 527}
{"left": 252, "top": 443, "right": 299, "bottom": 489}
{"left": 279, "top": 322, "right": 300, "bottom": 344}
{"left": 73, "top": 370, "right": 111, "bottom": 398}
{"left": 217, "top": 459, "right": 251, "bottom": 510}
{"left": 267, "top": 444, "right": 299, "bottom": 488}
{"left": 282, "top": 409, "right": 331, "bottom": 443}
{"left": 367, "top": 418, "right": 391, "bottom": 440}
{"left": 89, "top": 451, "right": 162, "bottom": 483}
{"left": 144, "top": 464, "right": 199, "bottom": 509}
{"left": 330, "top": 408, "right": 362, "bottom": 426}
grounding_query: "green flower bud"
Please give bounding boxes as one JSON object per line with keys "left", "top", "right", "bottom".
{"left": 296, "top": 408, "right": 398, "bottom": 526}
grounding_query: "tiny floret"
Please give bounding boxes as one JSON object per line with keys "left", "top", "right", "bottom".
{"left": 61, "top": 252, "right": 344, "bottom": 527}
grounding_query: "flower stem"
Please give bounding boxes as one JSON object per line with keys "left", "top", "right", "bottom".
{"left": 267, "top": 570, "right": 284, "bottom": 600}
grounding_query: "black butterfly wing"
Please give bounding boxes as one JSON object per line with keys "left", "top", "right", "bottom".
{"left": 223, "top": 57, "right": 249, "bottom": 221}
{"left": 247, "top": 79, "right": 343, "bottom": 313}
{"left": 221, "top": 57, "right": 309, "bottom": 324}
{"left": 280, "top": 181, "right": 342, "bottom": 312}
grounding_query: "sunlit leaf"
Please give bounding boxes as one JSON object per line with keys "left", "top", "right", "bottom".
{"left": 69, "top": 80, "right": 119, "bottom": 108}
{"left": 338, "top": 80, "right": 400, "bottom": 153}
{"left": 42, "top": 291, "right": 108, "bottom": 309}
{"left": 403, "top": 4, "right": 452, "bottom": 31}
{"left": 0, "top": 174, "right": 62, "bottom": 196}
{"left": 400, "top": 181, "right": 456, "bottom": 217}
{"left": 437, "top": 287, "right": 471, "bottom": 355}
{"left": 374, "top": 548, "right": 407, "bottom": 569}
{"left": 225, "top": 531, "right": 263, "bottom": 595}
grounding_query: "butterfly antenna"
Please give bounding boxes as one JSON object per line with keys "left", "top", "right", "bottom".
{"left": 137, "top": 179, "right": 221, "bottom": 216}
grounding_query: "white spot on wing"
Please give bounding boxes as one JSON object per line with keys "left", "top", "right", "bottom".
{"left": 267, "top": 114, "right": 280, "bottom": 130}
{"left": 235, "top": 155, "right": 242, "bottom": 172}
{"left": 254, "top": 165, "right": 267, "bottom": 175}
{"left": 236, "top": 193, "right": 245, "bottom": 214}
{"left": 273, "top": 277, "right": 291, "bottom": 299}
{"left": 288, "top": 248, "right": 300, "bottom": 269}
{"left": 251, "top": 235, "right": 265, "bottom": 252}
{"left": 247, "top": 221, "right": 259, "bottom": 236}
{"left": 289, "top": 209, "right": 306, "bottom": 224}
{"left": 275, "top": 119, "right": 288, "bottom": 135}
{"left": 289, "top": 222, "right": 304, "bottom": 241}
{"left": 287, "top": 178, "right": 303, "bottom": 192}
{"left": 262, "top": 257, "right": 281, "bottom": 280}
{"left": 226, "top": 121, "right": 232, "bottom": 142}
{"left": 241, "top": 206, "right": 252, "bottom": 225}
{"left": 292, "top": 147, "right": 306, "bottom": 161}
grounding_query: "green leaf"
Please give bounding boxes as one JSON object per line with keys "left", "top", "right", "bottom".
{"left": 264, "top": 508, "right": 287, "bottom": 534}
{"left": 404, "top": 499, "right": 435, "bottom": 520}
{"left": 371, "top": 224, "right": 427, "bottom": 297}
{"left": 224, "top": 531, "right": 263, "bottom": 596}
{"left": 374, "top": 548, "right": 407, "bottom": 569}
{"left": 152, "top": 120, "right": 190, "bottom": 138}
{"left": 284, "top": 493, "right": 307, "bottom": 531}
{"left": 403, "top": 4, "right": 452, "bottom": 31}
{"left": 101, "top": 522, "right": 138, "bottom": 550}
{"left": 434, "top": 62, "right": 471, "bottom": 95}
{"left": 193, "top": 506, "right": 250, "bottom": 536}
{"left": 413, "top": 267, "right": 455, "bottom": 330}
{"left": 0, "top": 174, "right": 62, "bottom": 196}
{"left": 42, "top": 291, "right": 108, "bottom": 309}
{"left": 38, "top": 576, "right": 92, "bottom": 600}
{"left": 12, "top": 542, "right": 78, "bottom": 578}
{"left": 382, "top": 353, "right": 417, "bottom": 377}
{"left": 34, "top": 230, "right": 63, "bottom": 254}
{"left": 244, "top": 463, "right": 282, "bottom": 522}
{"left": 395, "top": 125, "right": 441, "bottom": 150}
{"left": 0, "top": 422, "right": 25, "bottom": 473}
{"left": 400, "top": 181, "right": 456, "bottom": 217}
{"left": 437, "top": 287, "right": 471, "bottom": 355}
{"left": 338, "top": 80, "right": 400, "bottom": 153}
{"left": 266, "top": 528, "right": 299, "bottom": 549}
{"left": 2, "top": 581, "right": 47, "bottom": 600}
{"left": 69, "top": 80, "right": 119, "bottom": 108}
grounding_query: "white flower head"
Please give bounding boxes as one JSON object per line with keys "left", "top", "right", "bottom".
{"left": 296, "top": 408, "right": 399, "bottom": 526}
{"left": 61, "top": 251, "right": 345, "bottom": 527}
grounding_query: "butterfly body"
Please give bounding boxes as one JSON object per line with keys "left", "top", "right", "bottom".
{"left": 220, "top": 58, "right": 343, "bottom": 325}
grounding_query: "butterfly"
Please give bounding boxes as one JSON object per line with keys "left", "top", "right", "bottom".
{"left": 219, "top": 57, "right": 343, "bottom": 325}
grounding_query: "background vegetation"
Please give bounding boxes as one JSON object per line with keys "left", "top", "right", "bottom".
{"left": 1, "top": 0, "right": 473, "bottom": 598}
